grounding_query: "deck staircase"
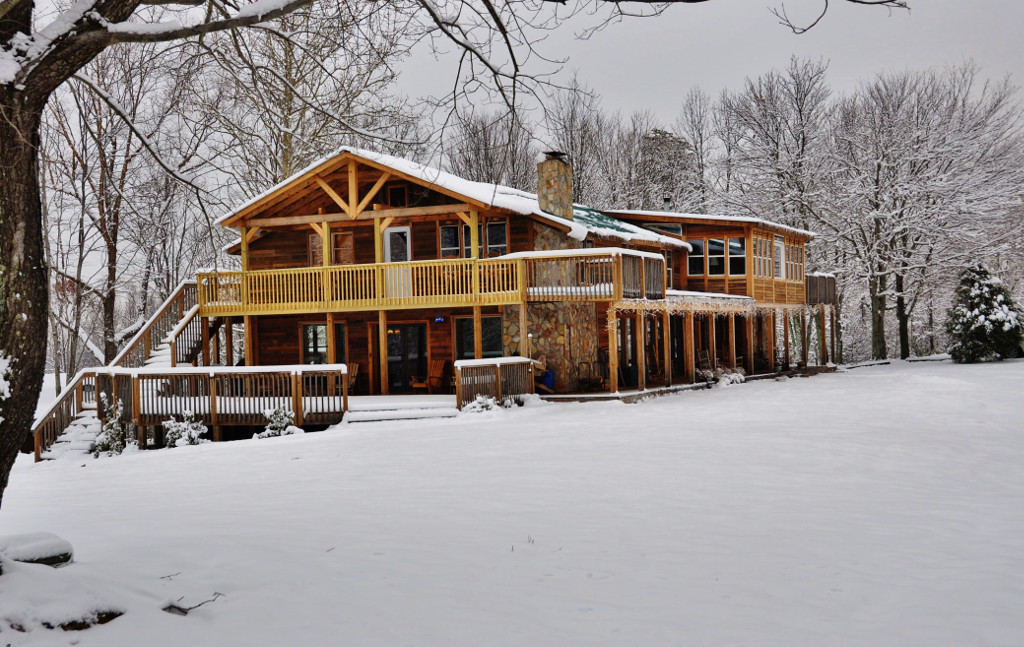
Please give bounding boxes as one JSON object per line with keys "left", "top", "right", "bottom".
{"left": 40, "top": 405, "right": 101, "bottom": 460}
{"left": 343, "top": 396, "right": 459, "bottom": 424}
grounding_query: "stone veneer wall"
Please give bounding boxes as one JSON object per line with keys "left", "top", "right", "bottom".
{"left": 503, "top": 302, "right": 598, "bottom": 393}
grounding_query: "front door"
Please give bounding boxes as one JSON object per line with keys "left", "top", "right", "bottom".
{"left": 387, "top": 324, "right": 427, "bottom": 392}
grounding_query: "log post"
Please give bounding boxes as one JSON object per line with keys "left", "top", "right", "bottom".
{"left": 636, "top": 311, "right": 646, "bottom": 391}
{"left": 745, "top": 315, "right": 755, "bottom": 375}
{"left": 210, "top": 374, "right": 222, "bottom": 442}
{"left": 225, "top": 317, "right": 234, "bottom": 366}
{"left": 662, "top": 310, "right": 672, "bottom": 386}
{"left": 684, "top": 311, "right": 695, "bottom": 383}
{"left": 800, "top": 311, "right": 809, "bottom": 366}
{"left": 473, "top": 306, "right": 483, "bottom": 359}
{"left": 244, "top": 315, "right": 255, "bottom": 366}
{"left": 830, "top": 306, "right": 838, "bottom": 365}
{"left": 378, "top": 311, "right": 389, "bottom": 395}
{"left": 292, "top": 372, "right": 303, "bottom": 428}
{"left": 342, "top": 371, "right": 349, "bottom": 415}
{"left": 768, "top": 310, "right": 776, "bottom": 373}
{"left": 132, "top": 375, "right": 142, "bottom": 447}
{"left": 819, "top": 304, "right": 828, "bottom": 365}
{"left": 783, "top": 312, "right": 791, "bottom": 368}
{"left": 455, "top": 366, "right": 463, "bottom": 409}
{"left": 608, "top": 310, "right": 619, "bottom": 393}
{"left": 708, "top": 314, "right": 717, "bottom": 372}
{"left": 728, "top": 313, "right": 737, "bottom": 369}
{"left": 201, "top": 316, "right": 211, "bottom": 366}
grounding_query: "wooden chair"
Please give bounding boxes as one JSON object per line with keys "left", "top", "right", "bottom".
{"left": 347, "top": 362, "right": 359, "bottom": 392}
{"left": 412, "top": 359, "right": 449, "bottom": 394}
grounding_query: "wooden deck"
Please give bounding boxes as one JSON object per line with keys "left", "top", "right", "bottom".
{"left": 197, "top": 251, "right": 666, "bottom": 317}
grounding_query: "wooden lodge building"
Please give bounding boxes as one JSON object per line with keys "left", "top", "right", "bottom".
{"left": 31, "top": 147, "right": 840, "bottom": 458}
{"left": 196, "top": 147, "right": 836, "bottom": 396}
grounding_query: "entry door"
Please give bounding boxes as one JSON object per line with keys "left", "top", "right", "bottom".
{"left": 387, "top": 324, "right": 427, "bottom": 392}
{"left": 383, "top": 227, "right": 412, "bottom": 298}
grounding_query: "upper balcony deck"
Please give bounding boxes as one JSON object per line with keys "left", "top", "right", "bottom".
{"left": 197, "top": 250, "right": 666, "bottom": 317}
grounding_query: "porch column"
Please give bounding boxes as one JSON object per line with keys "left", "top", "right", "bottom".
{"left": 819, "top": 304, "right": 829, "bottom": 365}
{"left": 727, "top": 313, "right": 737, "bottom": 369}
{"left": 767, "top": 310, "right": 776, "bottom": 372}
{"left": 783, "top": 311, "right": 791, "bottom": 368}
{"left": 745, "top": 315, "right": 755, "bottom": 375}
{"left": 662, "top": 310, "right": 672, "bottom": 386}
{"left": 708, "top": 314, "right": 717, "bottom": 372}
{"left": 201, "top": 316, "right": 210, "bottom": 366}
{"left": 244, "top": 315, "right": 255, "bottom": 366}
{"left": 240, "top": 226, "right": 250, "bottom": 272}
{"left": 800, "top": 310, "right": 809, "bottom": 366}
{"left": 378, "top": 311, "right": 389, "bottom": 395}
{"left": 327, "top": 313, "right": 337, "bottom": 364}
{"left": 473, "top": 306, "right": 483, "bottom": 359}
{"left": 830, "top": 306, "right": 838, "bottom": 364}
{"left": 373, "top": 219, "right": 384, "bottom": 264}
{"left": 518, "top": 305, "right": 529, "bottom": 357}
{"left": 469, "top": 210, "right": 480, "bottom": 259}
{"left": 607, "top": 310, "right": 619, "bottom": 393}
{"left": 636, "top": 311, "right": 646, "bottom": 391}
{"left": 683, "top": 311, "right": 695, "bottom": 384}
{"left": 225, "top": 317, "right": 234, "bottom": 366}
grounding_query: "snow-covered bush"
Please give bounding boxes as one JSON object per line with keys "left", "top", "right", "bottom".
{"left": 257, "top": 407, "right": 303, "bottom": 438}
{"left": 461, "top": 394, "right": 501, "bottom": 413}
{"left": 163, "top": 411, "right": 210, "bottom": 447}
{"left": 93, "top": 395, "right": 136, "bottom": 457}
{"left": 945, "top": 265, "right": 1023, "bottom": 363}
{"left": 714, "top": 369, "right": 746, "bottom": 386}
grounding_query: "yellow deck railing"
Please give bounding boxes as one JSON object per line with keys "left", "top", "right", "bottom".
{"left": 197, "top": 252, "right": 665, "bottom": 317}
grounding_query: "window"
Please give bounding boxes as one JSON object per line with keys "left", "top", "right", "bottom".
{"left": 462, "top": 224, "right": 483, "bottom": 258}
{"left": 440, "top": 225, "right": 460, "bottom": 258}
{"left": 644, "top": 223, "right": 683, "bottom": 236}
{"left": 309, "top": 232, "right": 354, "bottom": 266}
{"left": 486, "top": 221, "right": 508, "bottom": 256}
{"left": 774, "top": 236, "right": 785, "bottom": 280}
{"left": 664, "top": 250, "right": 674, "bottom": 290}
{"left": 728, "top": 238, "right": 746, "bottom": 276}
{"left": 386, "top": 185, "right": 408, "bottom": 207}
{"left": 707, "top": 239, "right": 726, "bottom": 276}
{"left": 334, "top": 323, "right": 347, "bottom": 364}
{"left": 308, "top": 234, "right": 323, "bottom": 267}
{"left": 455, "top": 317, "right": 503, "bottom": 359}
{"left": 687, "top": 239, "right": 704, "bottom": 276}
{"left": 302, "top": 324, "right": 328, "bottom": 364}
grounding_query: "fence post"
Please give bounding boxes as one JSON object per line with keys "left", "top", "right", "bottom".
{"left": 455, "top": 366, "right": 462, "bottom": 410}
{"left": 614, "top": 254, "right": 623, "bottom": 301}
{"left": 292, "top": 372, "right": 304, "bottom": 427}
{"left": 169, "top": 340, "right": 177, "bottom": 368}
{"left": 210, "top": 374, "right": 221, "bottom": 442}
{"left": 342, "top": 371, "right": 349, "bottom": 415}
{"left": 132, "top": 374, "right": 143, "bottom": 448}
{"left": 494, "top": 365, "right": 502, "bottom": 403}
{"left": 75, "top": 378, "right": 83, "bottom": 412}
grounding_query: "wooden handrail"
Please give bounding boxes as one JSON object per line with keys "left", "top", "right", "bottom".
{"left": 32, "top": 364, "right": 349, "bottom": 460}
{"left": 454, "top": 357, "right": 534, "bottom": 409}
{"left": 111, "top": 280, "right": 198, "bottom": 368}
{"left": 197, "top": 251, "right": 666, "bottom": 317}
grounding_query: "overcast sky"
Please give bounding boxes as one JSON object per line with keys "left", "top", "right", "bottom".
{"left": 401, "top": 1, "right": 1024, "bottom": 136}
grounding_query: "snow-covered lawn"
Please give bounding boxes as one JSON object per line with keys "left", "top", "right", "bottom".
{"left": 2, "top": 359, "right": 1023, "bottom": 646}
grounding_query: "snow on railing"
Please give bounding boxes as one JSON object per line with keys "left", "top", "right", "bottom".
{"left": 454, "top": 356, "right": 535, "bottom": 409}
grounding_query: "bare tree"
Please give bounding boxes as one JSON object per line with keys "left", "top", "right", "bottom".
{"left": 447, "top": 110, "right": 537, "bottom": 189}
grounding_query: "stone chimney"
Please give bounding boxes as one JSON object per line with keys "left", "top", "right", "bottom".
{"left": 537, "top": 151, "right": 573, "bottom": 221}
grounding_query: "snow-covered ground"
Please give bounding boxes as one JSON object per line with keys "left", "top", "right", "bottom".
{"left": 2, "top": 359, "right": 1023, "bottom": 646}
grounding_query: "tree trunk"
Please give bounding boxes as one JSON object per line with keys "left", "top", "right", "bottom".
{"left": 895, "top": 271, "right": 910, "bottom": 359}
{"left": 0, "top": 92, "right": 48, "bottom": 510}
{"left": 870, "top": 273, "right": 888, "bottom": 360}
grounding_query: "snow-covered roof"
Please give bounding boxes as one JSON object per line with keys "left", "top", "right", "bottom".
{"left": 219, "top": 147, "right": 688, "bottom": 249}
{"left": 606, "top": 210, "right": 815, "bottom": 239}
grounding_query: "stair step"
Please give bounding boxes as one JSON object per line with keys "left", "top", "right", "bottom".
{"left": 345, "top": 407, "right": 460, "bottom": 423}
{"left": 348, "top": 399, "right": 455, "bottom": 413}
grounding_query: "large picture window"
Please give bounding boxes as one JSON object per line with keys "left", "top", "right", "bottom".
{"left": 687, "top": 240, "right": 704, "bottom": 276}
{"left": 440, "top": 225, "right": 461, "bottom": 258}
{"left": 707, "top": 239, "right": 726, "bottom": 276}
{"left": 455, "top": 316, "right": 503, "bottom": 359}
{"left": 774, "top": 236, "right": 785, "bottom": 280}
{"left": 486, "top": 221, "right": 508, "bottom": 256}
{"left": 728, "top": 238, "right": 746, "bottom": 276}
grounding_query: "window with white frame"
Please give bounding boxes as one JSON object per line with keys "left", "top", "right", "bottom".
{"left": 774, "top": 236, "right": 785, "bottom": 280}
{"left": 687, "top": 239, "right": 704, "bottom": 276}
{"left": 486, "top": 221, "right": 508, "bottom": 256}
{"left": 707, "top": 239, "right": 726, "bottom": 276}
{"left": 728, "top": 238, "right": 746, "bottom": 276}
{"left": 440, "top": 224, "right": 460, "bottom": 258}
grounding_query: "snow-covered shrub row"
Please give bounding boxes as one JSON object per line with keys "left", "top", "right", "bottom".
{"left": 163, "top": 411, "right": 209, "bottom": 447}
{"left": 93, "top": 395, "right": 136, "bottom": 457}
{"left": 256, "top": 407, "right": 303, "bottom": 438}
